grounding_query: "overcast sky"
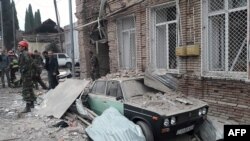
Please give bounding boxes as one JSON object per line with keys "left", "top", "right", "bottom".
{"left": 14, "top": 0, "right": 76, "bottom": 30}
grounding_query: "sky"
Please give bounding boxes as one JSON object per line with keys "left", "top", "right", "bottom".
{"left": 14, "top": 0, "right": 76, "bottom": 30}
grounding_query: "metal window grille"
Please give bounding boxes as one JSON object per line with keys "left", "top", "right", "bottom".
{"left": 117, "top": 16, "right": 136, "bottom": 69}
{"left": 205, "top": 0, "right": 248, "bottom": 78}
{"left": 152, "top": 5, "right": 178, "bottom": 71}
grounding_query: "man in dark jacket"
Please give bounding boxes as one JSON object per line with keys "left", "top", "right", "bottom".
{"left": 45, "top": 50, "right": 59, "bottom": 89}
{"left": 32, "top": 50, "right": 48, "bottom": 90}
{"left": 0, "top": 49, "right": 11, "bottom": 88}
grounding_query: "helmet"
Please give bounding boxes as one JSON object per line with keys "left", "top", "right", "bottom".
{"left": 18, "top": 41, "right": 29, "bottom": 48}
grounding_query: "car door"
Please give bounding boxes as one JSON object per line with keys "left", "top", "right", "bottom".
{"left": 88, "top": 80, "right": 109, "bottom": 115}
{"left": 58, "top": 54, "right": 67, "bottom": 66}
{"left": 105, "top": 80, "right": 124, "bottom": 114}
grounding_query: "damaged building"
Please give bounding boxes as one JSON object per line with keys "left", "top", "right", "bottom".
{"left": 75, "top": 0, "right": 250, "bottom": 124}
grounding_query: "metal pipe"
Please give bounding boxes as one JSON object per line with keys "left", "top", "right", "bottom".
{"left": 54, "top": 0, "right": 63, "bottom": 52}
{"left": 0, "top": 1, "right": 4, "bottom": 50}
{"left": 69, "top": 0, "right": 75, "bottom": 77}
{"left": 12, "top": 0, "right": 16, "bottom": 51}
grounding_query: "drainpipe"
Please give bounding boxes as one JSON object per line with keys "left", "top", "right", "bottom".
{"left": 69, "top": 0, "right": 75, "bottom": 77}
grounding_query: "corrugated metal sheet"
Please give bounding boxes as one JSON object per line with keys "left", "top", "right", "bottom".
{"left": 144, "top": 70, "right": 178, "bottom": 93}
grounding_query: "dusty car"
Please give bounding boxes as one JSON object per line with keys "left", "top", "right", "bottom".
{"left": 87, "top": 77, "right": 208, "bottom": 141}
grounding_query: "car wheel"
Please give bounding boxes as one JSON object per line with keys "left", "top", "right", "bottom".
{"left": 136, "top": 121, "right": 154, "bottom": 141}
{"left": 66, "top": 62, "right": 72, "bottom": 69}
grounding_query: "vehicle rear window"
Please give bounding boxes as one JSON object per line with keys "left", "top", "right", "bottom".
{"left": 91, "top": 81, "right": 106, "bottom": 95}
{"left": 58, "top": 54, "right": 66, "bottom": 58}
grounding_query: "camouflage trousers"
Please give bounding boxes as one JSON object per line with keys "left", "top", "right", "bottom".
{"left": 21, "top": 74, "right": 36, "bottom": 102}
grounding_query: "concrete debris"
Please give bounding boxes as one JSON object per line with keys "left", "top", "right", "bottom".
{"left": 37, "top": 79, "right": 90, "bottom": 118}
{"left": 127, "top": 92, "right": 207, "bottom": 116}
{"left": 102, "top": 70, "right": 144, "bottom": 79}
{"left": 76, "top": 93, "right": 97, "bottom": 121}
{"left": 0, "top": 70, "right": 91, "bottom": 141}
{"left": 198, "top": 116, "right": 238, "bottom": 141}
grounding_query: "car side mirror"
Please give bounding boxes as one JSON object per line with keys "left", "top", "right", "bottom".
{"left": 116, "top": 96, "right": 123, "bottom": 101}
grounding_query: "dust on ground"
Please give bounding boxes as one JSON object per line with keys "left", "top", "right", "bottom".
{"left": 0, "top": 69, "right": 87, "bottom": 141}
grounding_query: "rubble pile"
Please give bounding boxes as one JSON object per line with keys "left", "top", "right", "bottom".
{"left": 102, "top": 70, "right": 144, "bottom": 79}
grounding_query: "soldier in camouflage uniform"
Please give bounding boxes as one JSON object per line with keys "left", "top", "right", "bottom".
{"left": 8, "top": 50, "right": 19, "bottom": 83}
{"left": 90, "top": 51, "right": 100, "bottom": 81}
{"left": 18, "top": 41, "right": 36, "bottom": 113}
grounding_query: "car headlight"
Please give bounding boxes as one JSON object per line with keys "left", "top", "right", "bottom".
{"left": 198, "top": 109, "right": 202, "bottom": 116}
{"left": 202, "top": 107, "right": 207, "bottom": 115}
{"left": 164, "top": 119, "right": 170, "bottom": 127}
{"left": 170, "top": 117, "right": 176, "bottom": 125}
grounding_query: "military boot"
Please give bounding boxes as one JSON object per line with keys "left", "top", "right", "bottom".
{"left": 21, "top": 103, "right": 31, "bottom": 113}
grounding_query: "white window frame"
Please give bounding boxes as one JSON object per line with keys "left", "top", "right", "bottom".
{"left": 116, "top": 15, "right": 137, "bottom": 70}
{"left": 150, "top": 2, "right": 179, "bottom": 74}
{"left": 202, "top": 0, "right": 249, "bottom": 79}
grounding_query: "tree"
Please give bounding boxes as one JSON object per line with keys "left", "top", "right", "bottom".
{"left": 25, "top": 5, "right": 41, "bottom": 32}
{"left": 1, "top": 0, "right": 19, "bottom": 50}
{"left": 12, "top": 1, "right": 19, "bottom": 30}
{"left": 37, "top": 10, "right": 41, "bottom": 25}
{"left": 25, "top": 9, "right": 31, "bottom": 32}
{"left": 46, "top": 41, "right": 60, "bottom": 53}
{"left": 28, "top": 4, "right": 34, "bottom": 30}
{"left": 34, "top": 9, "right": 41, "bottom": 28}
{"left": 34, "top": 11, "right": 38, "bottom": 28}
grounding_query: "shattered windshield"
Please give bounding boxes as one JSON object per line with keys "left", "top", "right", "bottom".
{"left": 121, "top": 79, "right": 157, "bottom": 99}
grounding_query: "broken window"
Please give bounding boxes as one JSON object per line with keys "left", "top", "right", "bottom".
{"left": 206, "top": 0, "right": 248, "bottom": 74}
{"left": 152, "top": 4, "right": 178, "bottom": 71}
{"left": 106, "top": 81, "right": 122, "bottom": 98}
{"left": 91, "top": 81, "right": 106, "bottom": 95}
{"left": 117, "top": 16, "right": 136, "bottom": 70}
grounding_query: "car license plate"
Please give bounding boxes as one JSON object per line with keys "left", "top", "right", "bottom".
{"left": 176, "top": 125, "right": 194, "bottom": 135}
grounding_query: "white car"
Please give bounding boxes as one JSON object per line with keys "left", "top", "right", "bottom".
{"left": 54, "top": 53, "right": 73, "bottom": 68}
{"left": 43, "top": 53, "right": 79, "bottom": 68}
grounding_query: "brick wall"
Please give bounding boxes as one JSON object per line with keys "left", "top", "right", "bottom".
{"left": 107, "top": 1, "right": 147, "bottom": 73}
{"left": 179, "top": 76, "right": 250, "bottom": 124}
{"left": 177, "top": 0, "right": 250, "bottom": 124}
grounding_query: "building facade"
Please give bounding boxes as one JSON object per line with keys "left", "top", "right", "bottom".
{"left": 76, "top": 0, "right": 250, "bottom": 124}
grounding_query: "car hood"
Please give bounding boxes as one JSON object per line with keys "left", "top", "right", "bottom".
{"left": 125, "top": 92, "right": 208, "bottom": 116}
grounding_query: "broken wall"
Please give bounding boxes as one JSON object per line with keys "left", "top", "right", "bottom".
{"left": 75, "top": 0, "right": 100, "bottom": 78}
{"left": 76, "top": 0, "right": 250, "bottom": 124}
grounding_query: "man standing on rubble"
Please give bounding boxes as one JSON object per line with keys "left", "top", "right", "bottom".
{"left": 90, "top": 51, "right": 100, "bottom": 80}
{"left": 32, "top": 50, "right": 48, "bottom": 90}
{"left": 18, "top": 41, "right": 36, "bottom": 113}
{"left": 0, "top": 49, "right": 11, "bottom": 88}
{"left": 46, "top": 50, "right": 59, "bottom": 89}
